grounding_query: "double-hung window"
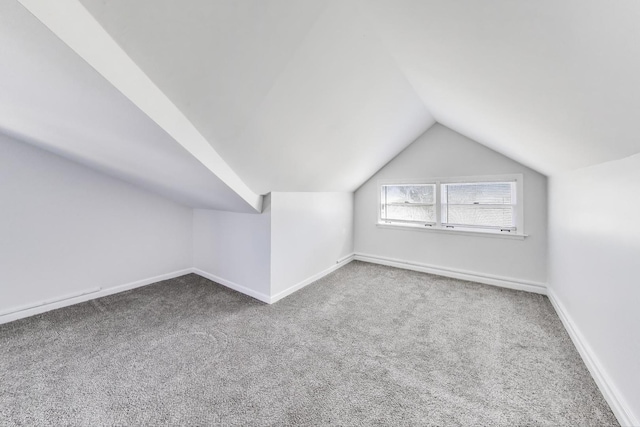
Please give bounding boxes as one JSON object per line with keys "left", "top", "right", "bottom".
{"left": 379, "top": 175, "right": 524, "bottom": 236}
{"left": 441, "top": 181, "right": 516, "bottom": 231}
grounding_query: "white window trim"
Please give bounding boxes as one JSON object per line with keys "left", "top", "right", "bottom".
{"left": 377, "top": 174, "right": 527, "bottom": 239}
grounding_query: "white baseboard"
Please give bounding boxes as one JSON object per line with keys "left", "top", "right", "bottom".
{"left": 191, "top": 268, "right": 271, "bottom": 304}
{"left": 0, "top": 268, "right": 192, "bottom": 325}
{"left": 548, "top": 289, "right": 639, "bottom": 427}
{"left": 270, "top": 253, "right": 355, "bottom": 304}
{"left": 354, "top": 253, "right": 547, "bottom": 295}
{"left": 1, "top": 257, "right": 356, "bottom": 324}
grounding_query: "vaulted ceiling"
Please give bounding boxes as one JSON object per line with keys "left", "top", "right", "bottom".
{"left": 1, "top": 1, "right": 257, "bottom": 212}
{"left": 7, "top": 0, "right": 640, "bottom": 211}
{"left": 364, "top": 0, "right": 640, "bottom": 175}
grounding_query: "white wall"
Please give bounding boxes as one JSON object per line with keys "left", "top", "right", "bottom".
{"left": 354, "top": 124, "right": 547, "bottom": 285}
{"left": 0, "top": 136, "right": 348, "bottom": 313}
{"left": 270, "top": 192, "right": 354, "bottom": 298}
{"left": 192, "top": 192, "right": 353, "bottom": 302}
{"left": 0, "top": 133, "right": 193, "bottom": 316}
{"left": 192, "top": 197, "right": 271, "bottom": 301}
{"left": 548, "top": 154, "right": 640, "bottom": 425}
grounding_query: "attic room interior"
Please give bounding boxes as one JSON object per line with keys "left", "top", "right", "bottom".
{"left": 1, "top": 0, "right": 638, "bottom": 425}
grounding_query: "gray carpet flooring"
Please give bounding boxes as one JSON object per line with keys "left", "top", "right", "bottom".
{"left": 0, "top": 261, "right": 617, "bottom": 426}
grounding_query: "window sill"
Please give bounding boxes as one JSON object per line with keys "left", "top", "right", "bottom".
{"left": 375, "top": 222, "right": 528, "bottom": 240}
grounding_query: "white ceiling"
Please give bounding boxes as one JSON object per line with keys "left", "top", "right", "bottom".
{"left": 78, "top": 0, "right": 640, "bottom": 180}
{"left": 9, "top": 0, "right": 640, "bottom": 207}
{"left": 364, "top": 0, "right": 640, "bottom": 175}
{"left": 77, "top": 0, "right": 434, "bottom": 194}
{"left": 78, "top": 0, "right": 329, "bottom": 145}
{"left": 1, "top": 1, "right": 258, "bottom": 212}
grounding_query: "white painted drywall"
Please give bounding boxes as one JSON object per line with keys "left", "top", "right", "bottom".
{"left": 2, "top": 1, "right": 257, "bottom": 212}
{"left": 354, "top": 124, "right": 547, "bottom": 284}
{"left": 192, "top": 192, "right": 353, "bottom": 301}
{"left": 48, "top": 0, "right": 640, "bottom": 185}
{"left": 548, "top": 155, "right": 640, "bottom": 424}
{"left": 365, "top": 0, "right": 640, "bottom": 176}
{"left": 192, "top": 200, "right": 271, "bottom": 300}
{"left": 75, "top": 0, "right": 434, "bottom": 194}
{"left": 270, "top": 192, "right": 354, "bottom": 297}
{"left": 0, "top": 133, "right": 192, "bottom": 314}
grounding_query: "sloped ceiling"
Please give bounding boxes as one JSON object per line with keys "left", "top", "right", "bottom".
{"left": 10, "top": 0, "right": 640, "bottom": 208}
{"left": 1, "top": 1, "right": 258, "bottom": 212}
{"left": 363, "top": 0, "right": 640, "bottom": 175}
{"left": 75, "top": 0, "right": 435, "bottom": 194}
{"left": 78, "top": 0, "right": 640, "bottom": 179}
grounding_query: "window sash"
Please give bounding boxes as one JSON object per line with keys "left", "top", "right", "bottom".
{"left": 380, "top": 184, "right": 437, "bottom": 225}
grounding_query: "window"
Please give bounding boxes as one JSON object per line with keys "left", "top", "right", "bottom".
{"left": 379, "top": 175, "right": 523, "bottom": 236}
{"left": 441, "top": 182, "right": 516, "bottom": 231}
{"left": 380, "top": 184, "right": 436, "bottom": 225}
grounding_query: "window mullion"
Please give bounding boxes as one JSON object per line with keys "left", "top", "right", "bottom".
{"left": 435, "top": 181, "right": 442, "bottom": 228}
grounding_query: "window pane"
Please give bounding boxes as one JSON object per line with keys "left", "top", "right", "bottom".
{"left": 444, "top": 205, "right": 514, "bottom": 228}
{"left": 383, "top": 184, "right": 435, "bottom": 204}
{"left": 443, "top": 182, "right": 514, "bottom": 205}
{"left": 384, "top": 205, "right": 436, "bottom": 223}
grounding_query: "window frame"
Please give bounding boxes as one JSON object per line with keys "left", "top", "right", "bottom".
{"left": 377, "top": 174, "right": 525, "bottom": 238}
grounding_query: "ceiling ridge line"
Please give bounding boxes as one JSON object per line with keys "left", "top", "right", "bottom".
{"left": 231, "top": 1, "right": 335, "bottom": 149}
